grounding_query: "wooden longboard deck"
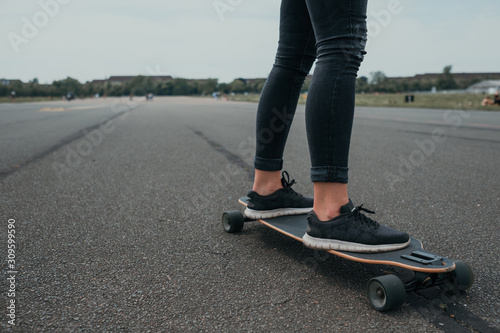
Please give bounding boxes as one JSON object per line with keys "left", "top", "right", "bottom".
{"left": 239, "top": 197, "right": 455, "bottom": 273}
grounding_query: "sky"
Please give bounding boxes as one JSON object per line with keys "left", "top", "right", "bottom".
{"left": 1, "top": 0, "right": 499, "bottom": 84}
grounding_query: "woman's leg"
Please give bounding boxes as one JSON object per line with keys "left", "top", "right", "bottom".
{"left": 304, "top": 0, "right": 367, "bottom": 219}
{"left": 253, "top": 0, "right": 316, "bottom": 195}
{"left": 302, "top": 0, "right": 410, "bottom": 252}
{"left": 247, "top": 0, "right": 315, "bottom": 219}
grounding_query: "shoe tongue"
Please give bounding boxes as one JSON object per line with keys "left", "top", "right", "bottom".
{"left": 340, "top": 199, "right": 355, "bottom": 214}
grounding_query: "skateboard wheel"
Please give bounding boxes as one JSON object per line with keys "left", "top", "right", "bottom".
{"left": 222, "top": 210, "right": 245, "bottom": 233}
{"left": 451, "top": 260, "right": 474, "bottom": 291}
{"left": 367, "top": 275, "right": 406, "bottom": 312}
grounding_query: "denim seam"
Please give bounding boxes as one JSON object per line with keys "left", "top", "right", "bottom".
{"left": 327, "top": 55, "right": 347, "bottom": 170}
{"left": 348, "top": 0, "right": 354, "bottom": 45}
{"left": 279, "top": 27, "right": 316, "bottom": 159}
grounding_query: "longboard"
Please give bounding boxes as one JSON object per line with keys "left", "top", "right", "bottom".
{"left": 221, "top": 196, "right": 474, "bottom": 311}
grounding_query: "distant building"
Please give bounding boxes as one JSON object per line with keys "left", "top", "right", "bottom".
{"left": 0, "top": 79, "right": 23, "bottom": 85}
{"left": 466, "top": 80, "right": 500, "bottom": 94}
{"left": 386, "top": 73, "right": 500, "bottom": 87}
{"left": 388, "top": 72, "right": 500, "bottom": 83}
{"left": 90, "top": 79, "right": 107, "bottom": 85}
{"left": 91, "top": 75, "right": 173, "bottom": 86}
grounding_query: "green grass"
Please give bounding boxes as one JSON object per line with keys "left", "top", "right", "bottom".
{"left": 4, "top": 93, "right": 499, "bottom": 111}
{"left": 355, "top": 93, "right": 497, "bottom": 111}
{"left": 228, "top": 93, "right": 308, "bottom": 105}
{"left": 228, "top": 93, "right": 261, "bottom": 103}
{"left": 228, "top": 93, "right": 499, "bottom": 111}
{"left": 0, "top": 96, "right": 59, "bottom": 103}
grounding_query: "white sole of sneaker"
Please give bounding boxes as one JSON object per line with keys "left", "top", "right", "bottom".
{"left": 302, "top": 233, "right": 411, "bottom": 253}
{"left": 244, "top": 207, "right": 312, "bottom": 220}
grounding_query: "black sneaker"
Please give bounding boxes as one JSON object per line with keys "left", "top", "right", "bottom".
{"left": 245, "top": 171, "right": 313, "bottom": 219}
{"left": 302, "top": 199, "right": 410, "bottom": 253}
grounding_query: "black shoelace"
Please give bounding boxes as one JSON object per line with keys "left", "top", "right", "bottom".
{"left": 280, "top": 171, "right": 303, "bottom": 197}
{"left": 347, "top": 205, "right": 380, "bottom": 230}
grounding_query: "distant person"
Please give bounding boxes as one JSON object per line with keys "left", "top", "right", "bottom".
{"left": 245, "top": 0, "right": 410, "bottom": 253}
{"left": 493, "top": 93, "right": 500, "bottom": 106}
{"left": 10, "top": 91, "right": 16, "bottom": 102}
{"left": 481, "top": 96, "right": 494, "bottom": 106}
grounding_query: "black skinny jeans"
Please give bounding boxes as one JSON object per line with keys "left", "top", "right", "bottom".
{"left": 254, "top": 0, "right": 368, "bottom": 183}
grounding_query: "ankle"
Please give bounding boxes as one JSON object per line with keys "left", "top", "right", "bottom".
{"left": 313, "top": 182, "right": 349, "bottom": 221}
{"left": 253, "top": 169, "right": 283, "bottom": 196}
{"left": 313, "top": 207, "right": 342, "bottom": 222}
{"left": 252, "top": 184, "right": 282, "bottom": 196}
{"left": 313, "top": 196, "right": 349, "bottom": 221}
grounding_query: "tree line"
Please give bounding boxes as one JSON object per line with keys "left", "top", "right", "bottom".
{"left": 1, "top": 77, "right": 222, "bottom": 98}
{"left": 1, "top": 66, "right": 481, "bottom": 99}
{"left": 1, "top": 76, "right": 270, "bottom": 99}
{"left": 356, "top": 66, "right": 479, "bottom": 93}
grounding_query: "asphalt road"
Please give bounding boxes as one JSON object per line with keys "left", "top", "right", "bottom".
{"left": 1, "top": 96, "right": 499, "bottom": 332}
